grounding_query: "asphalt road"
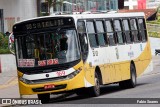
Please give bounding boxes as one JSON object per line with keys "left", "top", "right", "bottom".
{"left": 12, "top": 56, "right": 160, "bottom": 107}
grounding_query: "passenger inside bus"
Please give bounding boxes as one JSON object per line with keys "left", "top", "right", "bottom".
{"left": 39, "top": 41, "right": 46, "bottom": 60}
{"left": 60, "top": 34, "right": 68, "bottom": 51}
{"left": 55, "top": 33, "right": 68, "bottom": 59}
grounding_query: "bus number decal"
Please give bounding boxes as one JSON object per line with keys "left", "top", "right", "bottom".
{"left": 93, "top": 51, "right": 98, "bottom": 56}
{"left": 56, "top": 71, "right": 65, "bottom": 77}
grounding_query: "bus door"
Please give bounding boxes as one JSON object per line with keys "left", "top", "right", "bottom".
{"left": 79, "top": 33, "right": 94, "bottom": 86}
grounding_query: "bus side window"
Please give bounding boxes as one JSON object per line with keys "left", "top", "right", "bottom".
{"left": 77, "top": 21, "right": 86, "bottom": 33}
{"left": 95, "top": 20, "right": 107, "bottom": 46}
{"left": 130, "top": 19, "right": 140, "bottom": 42}
{"left": 138, "top": 18, "right": 147, "bottom": 42}
{"left": 105, "top": 20, "right": 116, "bottom": 46}
{"left": 113, "top": 19, "right": 124, "bottom": 44}
{"left": 122, "top": 19, "right": 132, "bottom": 43}
{"left": 86, "top": 21, "right": 98, "bottom": 48}
{"left": 77, "top": 21, "right": 88, "bottom": 61}
{"left": 79, "top": 33, "right": 88, "bottom": 61}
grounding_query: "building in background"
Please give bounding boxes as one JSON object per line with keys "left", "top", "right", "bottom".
{"left": 124, "top": 0, "right": 138, "bottom": 9}
{"left": 147, "top": 0, "right": 160, "bottom": 9}
{"left": 138, "top": 0, "right": 146, "bottom": 9}
{"left": 119, "top": 0, "right": 157, "bottom": 20}
{"left": 0, "top": 0, "right": 38, "bottom": 33}
{"left": 123, "top": 0, "right": 160, "bottom": 10}
{"left": 40, "top": 0, "right": 118, "bottom": 15}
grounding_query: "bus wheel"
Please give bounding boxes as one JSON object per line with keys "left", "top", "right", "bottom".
{"left": 89, "top": 72, "right": 100, "bottom": 97}
{"left": 37, "top": 93, "right": 50, "bottom": 104}
{"left": 119, "top": 64, "right": 137, "bottom": 89}
{"left": 127, "top": 64, "right": 137, "bottom": 88}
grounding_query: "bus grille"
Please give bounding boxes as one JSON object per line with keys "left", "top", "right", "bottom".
{"left": 30, "top": 76, "right": 67, "bottom": 84}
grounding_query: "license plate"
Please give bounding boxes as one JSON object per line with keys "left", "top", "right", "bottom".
{"left": 44, "top": 84, "right": 55, "bottom": 89}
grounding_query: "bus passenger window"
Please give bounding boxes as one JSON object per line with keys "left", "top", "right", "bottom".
{"left": 105, "top": 20, "right": 116, "bottom": 46}
{"left": 79, "top": 33, "right": 88, "bottom": 61}
{"left": 122, "top": 19, "right": 132, "bottom": 43}
{"left": 96, "top": 21, "right": 106, "bottom": 46}
{"left": 113, "top": 20, "right": 124, "bottom": 44}
{"left": 138, "top": 19, "right": 147, "bottom": 42}
{"left": 130, "top": 19, "right": 140, "bottom": 42}
{"left": 86, "top": 21, "right": 98, "bottom": 48}
{"left": 77, "top": 21, "right": 86, "bottom": 33}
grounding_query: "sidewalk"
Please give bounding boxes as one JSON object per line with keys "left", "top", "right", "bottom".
{"left": 0, "top": 54, "right": 19, "bottom": 98}
{"left": 0, "top": 54, "right": 17, "bottom": 85}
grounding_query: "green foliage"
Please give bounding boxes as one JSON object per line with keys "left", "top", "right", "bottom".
{"left": 147, "top": 21, "right": 160, "bottom": 38}
{"left": 0, "top": 32, "right": 11, "bottom": 54}
{"left": 148, "top": 32, "right": 160, "bottom": 38}
{"left": 147, "top": 21, "right": 160, "bottom": 25}
{"left": 0, "top": 48, "right": 11, "bottom": 54}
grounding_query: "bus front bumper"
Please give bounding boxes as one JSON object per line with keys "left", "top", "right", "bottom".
{"left": 18, "top": 70, "right": 85, "bottom": 95}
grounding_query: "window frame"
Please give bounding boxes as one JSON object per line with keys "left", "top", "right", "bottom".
{"left": 113, "top": 18, "right": 125, "bottom": 45}
{"left": 86, "top": 20, "right": 99, "bottom": 48}
{"left": 95, "top": 19, "right": 108, "bottom": 47}
{"left": 105, "top": 19, "right": 117, "bottom": 46}
{"left": 129, "top": 18, "right": 141, "bottom": 43}
{"left": 77, "top": 20, "right": 86, "bottom": 33}
{"left": 122, "top": 18, "right": 133, "bottom": 44}
{"left": 137, "top": 18, "right": 148, "bottom": 42}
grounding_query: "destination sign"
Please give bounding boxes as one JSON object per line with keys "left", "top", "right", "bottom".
{"left": 13, "top": 17, "right": 74, "bottom": 32}
{"left": 25, "top": 19, "right": 64, "bottom": 30}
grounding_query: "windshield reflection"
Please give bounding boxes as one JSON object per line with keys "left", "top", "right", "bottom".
{"left": 15, "top": 29, "right": 80, "bottom": 67}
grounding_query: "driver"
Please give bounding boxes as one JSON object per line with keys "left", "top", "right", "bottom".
{"left": 60, "top": 33, "right": 68, "bottom": 51}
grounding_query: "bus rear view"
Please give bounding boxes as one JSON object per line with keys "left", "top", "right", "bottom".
{"left": 13, "top": 17, "right": 84, "bottom": 103}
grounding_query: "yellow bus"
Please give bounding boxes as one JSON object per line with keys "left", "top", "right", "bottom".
{"left": 13, "top": 12, "right": 152, "bottom": 103}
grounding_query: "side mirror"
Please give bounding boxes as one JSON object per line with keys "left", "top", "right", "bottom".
{"left": 8, "top": 33, "right": 15, "bottom": 55}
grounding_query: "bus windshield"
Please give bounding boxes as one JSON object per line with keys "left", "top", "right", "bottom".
{"left": 15, "top": 29, "right": 80, "bottom": 67}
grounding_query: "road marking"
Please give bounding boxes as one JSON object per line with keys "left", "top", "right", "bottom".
{"left": 0, "top": 77, "right": 18, "bottom": 89}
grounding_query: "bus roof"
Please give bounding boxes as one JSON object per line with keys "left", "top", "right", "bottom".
{"left": 15, "top": 12, "right": 145, "bottom": 25}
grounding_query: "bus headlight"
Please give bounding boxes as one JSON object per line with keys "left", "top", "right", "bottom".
{"left": 19, "top": 77, "right": 33, "bottom": 84}
{"left": 66, "top": 67, "right": 82, "bottom": 79}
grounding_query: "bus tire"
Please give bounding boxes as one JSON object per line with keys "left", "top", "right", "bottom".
{"left": 88, "top": 72, "right": 100, "bottom": 97}
{"left": 37, "top": 93, "right": 50, "bottom": 104}
{"left": 127, "top": 63, "right": 137, "bottom": 88}
{"left": 119, "top": 63, "right": 137, "bottom": 89}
